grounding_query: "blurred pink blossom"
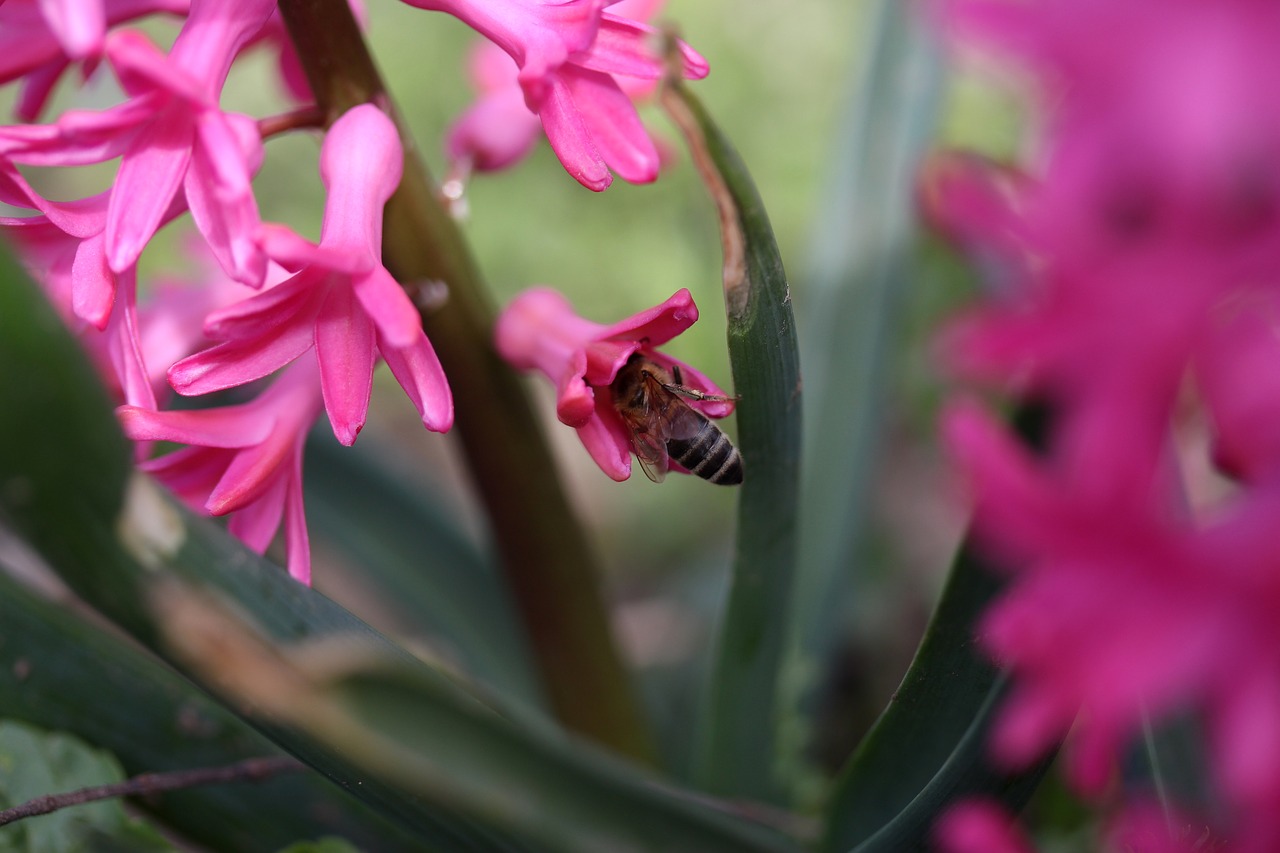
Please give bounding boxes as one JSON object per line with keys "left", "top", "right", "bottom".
{"left": 495, "top": 286, "right": 731, "bottom": 480}
{"left": 118, "top": 358, "right": 323, "bottom": 585}
{"left": 933, "top": 0, "right": 1280, "bottom": 848}
{"left": 935, "top": 799, "right": 1035, "bottom": 853}
{"left": 169, "top": 103, "right": 453, "bottom": 446}
{"left": 407, "top": 0, "right": 707, "bottom": 190}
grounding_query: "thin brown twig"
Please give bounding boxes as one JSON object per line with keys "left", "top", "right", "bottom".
{"left": 257, "top": 105, "right": 326, "bottom": 139}
{"left": 0, "top": 755, "right": 305, "bottom": 827}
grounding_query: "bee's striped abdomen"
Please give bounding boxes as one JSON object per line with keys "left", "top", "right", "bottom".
{"left": 668, "top": 419, "right": 743, "bottom": 485}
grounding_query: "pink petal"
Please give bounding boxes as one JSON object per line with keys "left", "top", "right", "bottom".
{"left": 537, "top": 72, "right": 611, "bottom": 191}
{"left": 494, "top": 286, "right": 608, "bottom": 374}
{"left": 555, "top": 348, "right": 596, "bottom": 426}
{"left": 15, "top": 58, "right": 69, "bottom": 122}
{"left": 445, "top": 86, "right": 541, "bottom": 172}
{"left": 597, "top": 286, "right": 698, "bottom": 345}
{"left": 105, "top": 103, "right": 195, "bottom": 273}
{"left": 380, "top": 334, "right": 454, "bottom": 434}
{"left": 282, "top": 457, "right": 312, "bottom": 585}
{"left": 317, "top": 103, "right": 402, "bottom": 260}
{"left": 116, "top": 403, "right": 274, "bottom": 448}
{"left": 39, "top": 0, "right": 105, "bottom": 59}
{"left": 578, "top": 13, "right": 708, "bottom": 81}
{"left": 168, "top": 318, "right": 314, "bottom": 395}
{"left": 185, "top": 110, "right": 266, "bottom": 287}
{"left": 210, "top": 430, "right": 293, "bottom": 514}
{"left": 576, "top": 393, "right": 633, "bottom": 481}
{"left": 352, "top": 266, "right": 422, "bottom": 350}
{"left": 564, "top": 65, "right": 658, "bottom": 184}
{"left": 314, "top": 285, "right": 376, "bottom": 445}
{"left": 106, "top": 28, "right": 207, "bottom": 103}
{"left": 226, "top": 473, "right": 287, "bottom": 545}
{"left": 141, "top": 444, "right": 230, "bottom": 508}
{"left": 201, "top": 272, "right": 319, "bottom": 339}
{"left": 71, "top": 232, "right": 115, "bottom": 329}
{"left": 104, "top": 269, "right": 157, "bottom": 410}
{"left": 258, "top": 223, "right": 366, "bottom": 274}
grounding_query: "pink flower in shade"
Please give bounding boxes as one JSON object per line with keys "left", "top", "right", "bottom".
{"left": 406, "top": 0, "right": 708, "bottom": 191}
{"left": 934, "top": 799, "right": 1035, "bottom": 853}
{"left": 117, "top": 359, "right": 324, "bottom": 585}
{"left": 168, "top": 103, "right": 453, "bottom": 446}
{"left": 444, "top": 0, "right": 679, "bottom": 185}
{"left": 494, "top": 286, "right": 733, "bottom": 481}
{"left": 0, "top": 0, "right": 274, "bottom": 286}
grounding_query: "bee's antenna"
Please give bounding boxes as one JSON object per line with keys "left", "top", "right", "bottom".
{"left": 672, "top": 365, "right": 684, "bottom": 386}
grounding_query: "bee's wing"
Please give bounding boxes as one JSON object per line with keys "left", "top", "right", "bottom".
{"left": 629, "top": 429, "right": 670, "bottom": 483}
{"left": 662, "top": 403, "right": 706, "bottom": 442}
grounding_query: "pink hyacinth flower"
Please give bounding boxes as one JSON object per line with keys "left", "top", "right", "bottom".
{"left": 169, "top": 103, "right": 453, "bottom": 446}
{"left": 117, "top": 359, "right": 324, "bottom": 585}
{"left": 0, "top": 0, "right": 189, "bottom": 121}
{"left": 405, "top": 0, "right": 708, "bottom": 190}
{"left": 0, "top": 0, "right": 274, "bottom": 287}
{"left": 444, "top": 0, "right": 677, "bottom": 184}
{"left": 495, "top": 286, "right": 732, "bottom": 481}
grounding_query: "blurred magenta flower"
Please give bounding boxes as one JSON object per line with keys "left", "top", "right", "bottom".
{"left": 495, "top": 286, "right": 732, "bottom": 480}
{"left": 118, "top": 358, "right": 324, "bottom": 585}
{"left": 934, "top": 0, "right": 1280, "bottom": 847}
{"left": 169, "top": 103, "right": 453, "bottom": 446}
{"left": 408, "top": 0, "right": 708, "bottom": 190}
{"left": 935, "top": 799, "right": 1034, "bottom": 853}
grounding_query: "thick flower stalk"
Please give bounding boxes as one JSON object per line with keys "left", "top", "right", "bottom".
{"left": 495, "top": 286, "right": 733, "bottom": 481}
{"left": 403, "top": 0, "right": 708, "bottom": 190}
{"left": 931, "top": 0, "right": 1280, "bottom": 849}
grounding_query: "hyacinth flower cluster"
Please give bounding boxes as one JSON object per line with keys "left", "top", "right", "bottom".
{"left": 0, "top": 0, "right": 711, "bottom": 584}
{"left": 929, "top": 0, "right": 1280, "bottom": 850}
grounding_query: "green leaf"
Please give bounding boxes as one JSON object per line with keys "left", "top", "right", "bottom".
{"left": 274, "top": 838, "right": 360, "bottom": 853}
{"left": 303, "top": 434, "right": 543, "bottom": 708}
{"left": 0, "top": 250, "right": 801, "bottom": 852}
{"left": 0, "top": 721, "right": 176, "bottom": 853}
{"left": 821, "top": 406, "right": 1056, "bottom": 852}
{"left": 0, "top": 571, "right": 425, "bottom": 852}
{"left": 660, "top": 68, "right": 803, "bottom": 805}
{"left": 784, "top": 0, "right": 946, "bottom": 793}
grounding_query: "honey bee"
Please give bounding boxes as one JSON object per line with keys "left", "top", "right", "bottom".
{"left": 609, "top": 353, "right": 743, "bottom": 486}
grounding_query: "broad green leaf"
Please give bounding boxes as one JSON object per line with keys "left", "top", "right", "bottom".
{"left": 784, "top": 0, "right": 945, "bottom": 795}
{"left": 0, "top": 252, "right": 802, "bottom": 852}
{"left": 661, "top": 66, "right": 803, "bottom": 805}
{"left": 274, "top": 839, "right": 360, "bottom": 853}
{"left": 303, "top": 434, "right": 543, "bottom": 708}
{"left": 0, "top": 721, "right": 175, "bottom": 853}
{"left": 0, "top": 571, "right": 425, "bottom": 852}
{"left": 822, "top": 406, "right": 1055, "bottom": 852}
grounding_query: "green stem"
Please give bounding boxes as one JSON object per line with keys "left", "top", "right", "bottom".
{"left": 276, "top": 0, "right": 653, "bottom": 763}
